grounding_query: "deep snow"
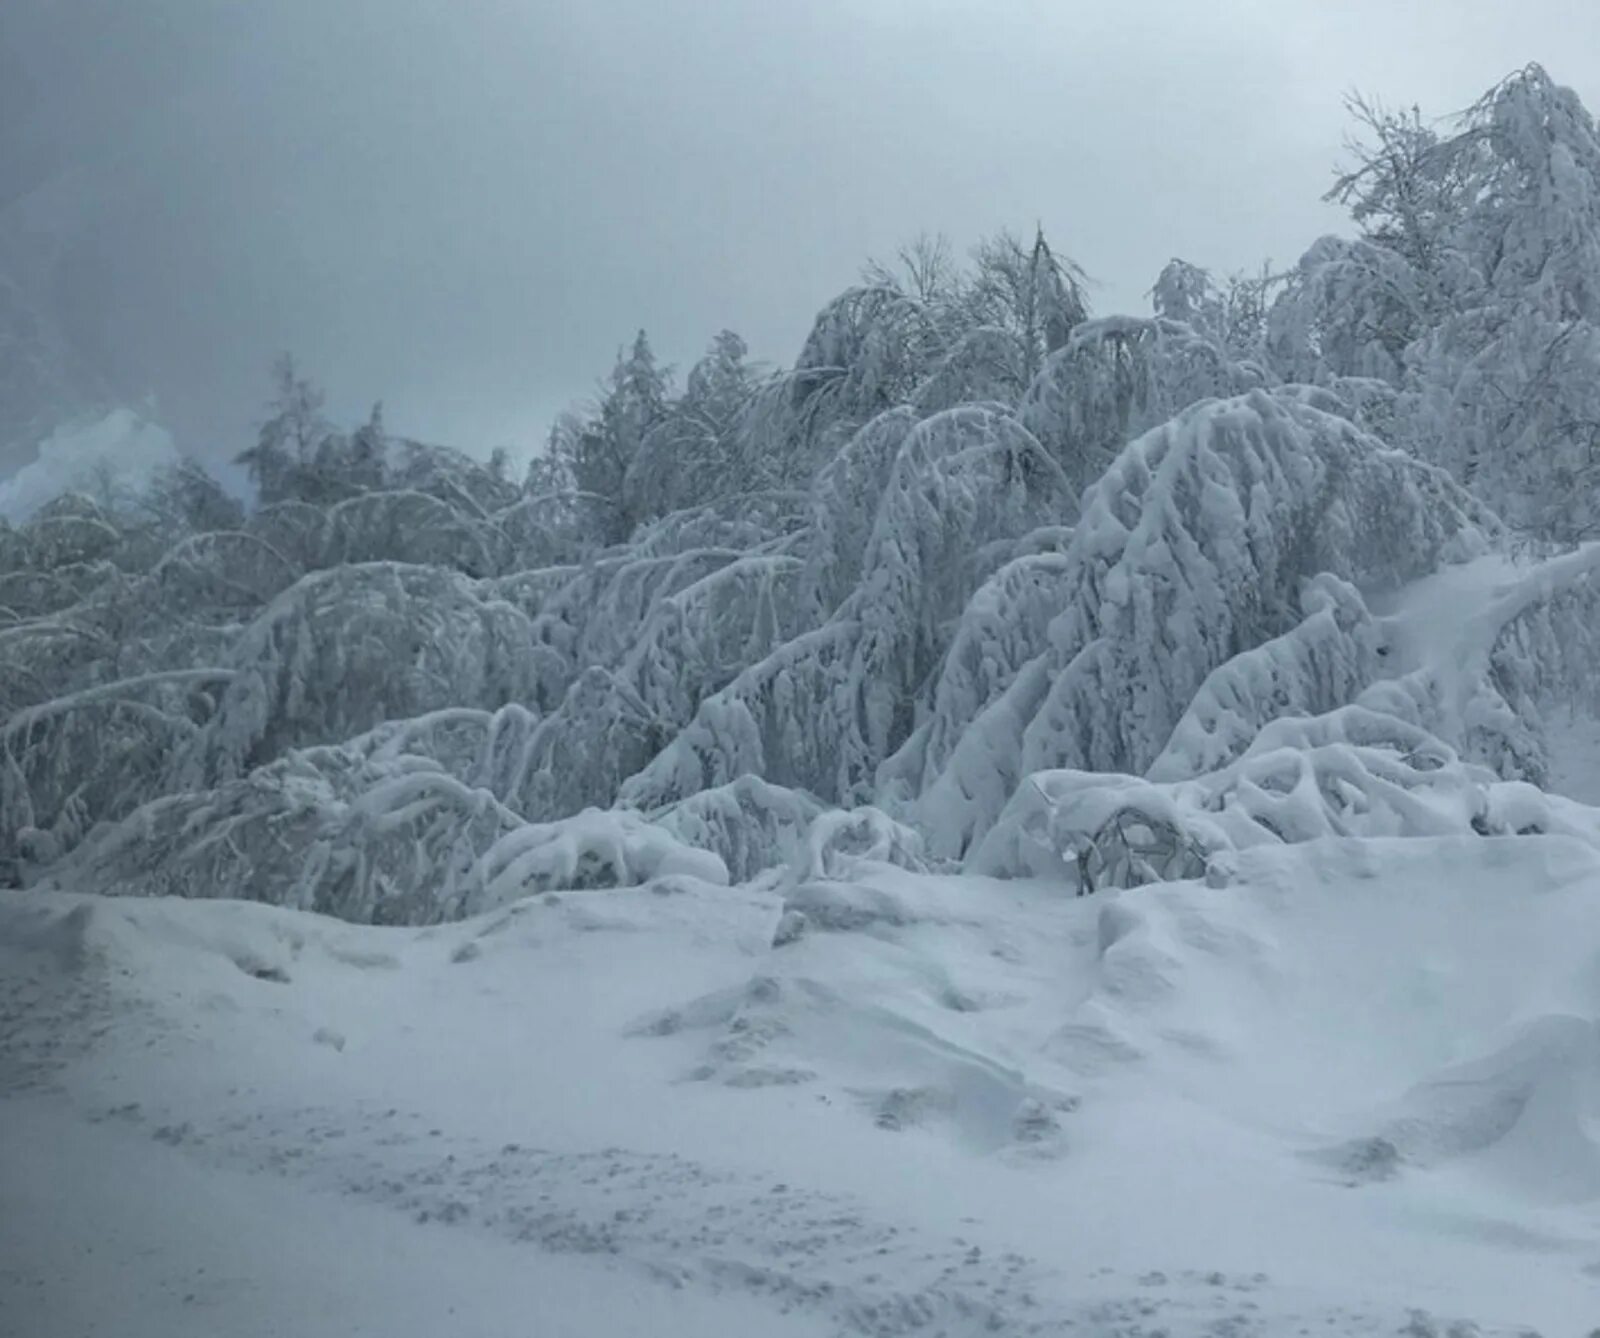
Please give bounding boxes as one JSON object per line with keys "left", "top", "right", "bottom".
{"left": 6, "top": 834, "right": 1600, "bottom": 1335}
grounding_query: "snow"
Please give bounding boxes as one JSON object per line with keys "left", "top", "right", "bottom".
{"left": 13, "top": 58, "right": 1600, "bottom": 1338}
{"left": 7, "top": 834, "right": 1600, "bottom": 1335}
{"left": 0, "top": 1094, "right": 825, "bottom": 1338}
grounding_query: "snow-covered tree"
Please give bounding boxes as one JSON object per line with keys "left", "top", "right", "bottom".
{"left": 1020, "top": 316, "right": 1268, "bottom": 499}
{"left": 625, "top": 330, "right": 757, "bottom": 521}
{"left": 1151, "top": 259, "right": 1226, "bottom": 338}
{"left": 966, "top": 227, "right": 1087, "bottom": 387}
{"left": 1311, "top": 65, "right": 1600, "bottom": 540}
{"left": 907, "top": 390, "right": 1493, "bottom": 856}
{"left": 139, "top": 458, "right": 246, "bottom": 544}
{"left": 549, "top": 330, "right": 672, "bottom": 542}
{"left": 236, "top": 355, "right": 337, "bottom": 505}
{"left": 16, "top": 68, "right": 1600, "bottom": 917}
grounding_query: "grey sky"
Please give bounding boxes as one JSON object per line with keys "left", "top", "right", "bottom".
{"left": 3, "top": 0, "right": 1598, "bottom": 464}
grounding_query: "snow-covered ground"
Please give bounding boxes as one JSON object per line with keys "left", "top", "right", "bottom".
{"left": 7, "top": 834, "right": 1600, "bottom": 1335}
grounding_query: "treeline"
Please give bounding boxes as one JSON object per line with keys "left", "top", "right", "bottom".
{"left": 5, "top": 65, "right": 1600, "bottom": 918}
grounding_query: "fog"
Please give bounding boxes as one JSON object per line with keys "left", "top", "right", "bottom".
{"left": 3, "top": 0, "right": 1597, "bottom": 463}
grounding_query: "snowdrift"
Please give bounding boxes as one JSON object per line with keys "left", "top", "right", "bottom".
{"left": 11, "top": 832, "right": 1600, "bottom": 1332}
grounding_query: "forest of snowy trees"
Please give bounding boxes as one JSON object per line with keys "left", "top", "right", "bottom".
{"left": 6, "top": 64, "right": 1600, "bottom": 919}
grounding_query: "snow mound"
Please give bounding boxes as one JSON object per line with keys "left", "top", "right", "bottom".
{"left": 645, "top": 830, "right": 1600, "bottom": 1222}
{"left": 647, "top": 869, "right": 1079, "bottom": 1154}
{"left": 973, "top": 705, "right": 1600, "bottom": 889}
{"left": 1059, "top": 837, "right": 1600, "bottom": 1205}
{"left": 1324, "top": 1014, "right": 1600, "bottom": 1201}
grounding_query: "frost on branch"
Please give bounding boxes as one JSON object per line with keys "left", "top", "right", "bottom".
{"left": 912, "top": 390, "right": 1494, "bottom": 855}
{"left": 172, "top": 562, "right": 552, "bottom": 787}
{"left": 497, "top": 667, "right": 667, "bottom": 822}
{"left": 146, "top": 530, "right": 304, "bottom": 617}
{"left": 619, "top": 620, "right": 861, "bottom": 810}
{"left": 319, "top": 490, "right": 498, "bottom": 576}
{"left": 626, "top": 491, "right": 809, "bottom": 560}
{"left": 17, "top": 493, "right": 124, "bottom": 568}
{"left": 0, "top": 617, "right": 116, "bottom": 715}
{"left": 235, "top": 490, "right": 502, "bottom": 579}
{"left": 1, "top": 670, "right": 235, "bottom": 882}
{"left": 1147, "top": 573, "right": 1383, "bottom": 780}
{"left": 1318, "top": 65, "right": 1600, "bottom": 541}
{"left": 387, "top": 438, "right": 520, "bottom": 516}
{"left": 0, "top": 562, "right": 120, "bottom": 623}
{"left": 41, "top": 747, "right": 727, "bottom": 923}
{"left": 913, "top": 326, "right": 1027, "bottom": 415}
{"left": 1264, "top": 235, "right": 1423, "bottom": 384}
{"left": 880, "top": 550, "right": 1076, "bottom": 815}
{"left": 484, "top": 546, "right": 793, "bottom": 746}
{"left": 291, "top": 689, "right": 660, "bottom": 837}
{"left": 800, "top": 407, "right": 917, "bottom": 618}
{"left": 626, "top": 405, "right": 1074, "bottom": 808}
{"left": 40, "top": 754, "right": 513, "bottom": 922}
{"left": 785, "top": 806, "right": 929, "bottom": 884}
{"left": 842, "top": 405, "right": 1073, "bottom": 791}
{"left": 536, "top": 548, "right": 747, "bottom": 672}
{"left": 468, "top": 807, "right": 728, "bottom": 905}
{"left": 1477, "top": 547, "right": 1600, "bottom": 776}
{"left": 620, "top": 554, "right": 801, "bottom": 729}
{"left": 1015, "top": 391, "right": 1489, "bottom": 771}
{"left": 244, "top": 500, "right": 331, "bottom": 573}
{"left": 739, "top": 286, "right": 942, "bottom": 485}
{"left": 1019, "top": 317, "right": 1269, "bottom": 500}
{"left": 490, "top": 491, "right": 615, "bottom": 569}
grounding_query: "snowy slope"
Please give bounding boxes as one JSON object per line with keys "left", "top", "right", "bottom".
{"left": 7, "top": 835, "right": 1600, "bottom": 1335}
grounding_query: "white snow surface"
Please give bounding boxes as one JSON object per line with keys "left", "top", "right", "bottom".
{"left": 7, "top": 835, "right": 1600, "bottom": 1335}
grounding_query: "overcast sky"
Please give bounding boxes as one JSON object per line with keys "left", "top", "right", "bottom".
{"left": 3, "top": 1, "right": 1599, "bottom": 464}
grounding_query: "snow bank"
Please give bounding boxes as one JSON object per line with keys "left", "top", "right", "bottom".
{"left": 972, "top": 705, "right": 1600, "bottom": 888}
{"left": 12, "top": 829, "right": 1600, "bottom": 1330}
